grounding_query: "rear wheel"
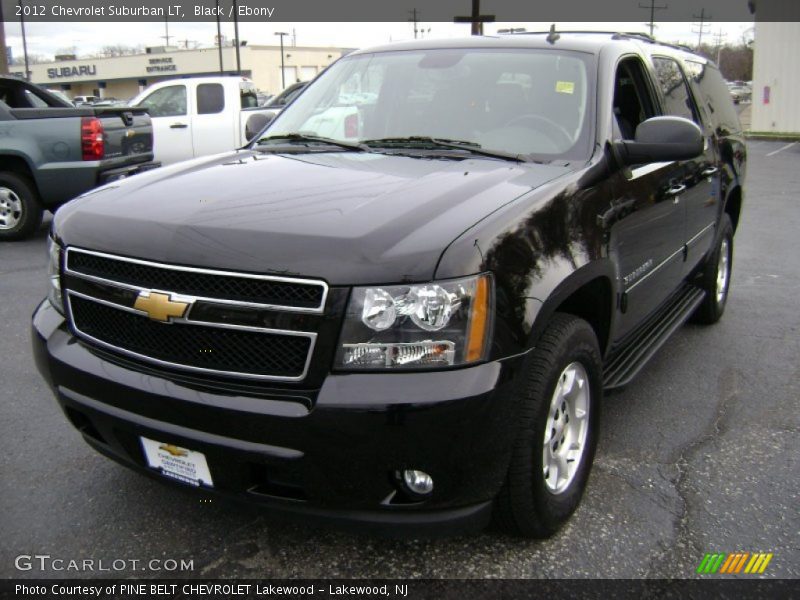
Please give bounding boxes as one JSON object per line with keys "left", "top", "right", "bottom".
{"left": 494, "top": 313, "right": 602, "bottom": 538}
{"left": 0, "top": 171, "right": 43, "bottom": 241}
{"left": 692, "top": 214, "right": 734, "bottom": 324}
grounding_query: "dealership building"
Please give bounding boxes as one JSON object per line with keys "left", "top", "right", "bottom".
{"left": 14, "top": 44, "right": 348, "bottom": 101}
{"left": 749, "top": 0, "right": 800, "bottom": 134}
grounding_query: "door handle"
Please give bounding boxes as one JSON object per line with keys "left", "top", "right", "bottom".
{"left": 701, "top": 166, "right": 719, "bottom": 177}
{"left": 666, "top": 184, "right": 686, "bottom": 197}
{"left": 169, "top": 122, "right": 188, "bottom": 129}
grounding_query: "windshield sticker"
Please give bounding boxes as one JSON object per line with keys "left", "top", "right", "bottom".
{"left": 556, "top": 81, "right": 575, "bottom": 94}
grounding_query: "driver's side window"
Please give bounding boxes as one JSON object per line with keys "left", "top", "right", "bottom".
{"left": 613, "top": 58, "right": 656, "bottom": 140}
{"left": 137, "top": 85, "right": 187, "bottom": 118}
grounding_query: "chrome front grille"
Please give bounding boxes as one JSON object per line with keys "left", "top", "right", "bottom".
{"left": 62, "top": 247, "right": 327, "bottom": 381}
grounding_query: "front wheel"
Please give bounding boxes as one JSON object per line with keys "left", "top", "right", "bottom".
{"left": 494, "top": 313, "right": 602, "bottom": 538}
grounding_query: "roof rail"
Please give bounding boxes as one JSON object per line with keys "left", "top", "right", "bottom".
{"left": 521, "top": 30, "right": 701, "bottom": 56}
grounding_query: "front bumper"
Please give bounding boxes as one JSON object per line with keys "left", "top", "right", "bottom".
{"left": 32, "top": 300, "right": 527, "bottom": 534}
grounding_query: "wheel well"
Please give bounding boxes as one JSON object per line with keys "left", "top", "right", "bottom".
{"left": 0, "top": 155, "right": 36, "bottom": 184}
{"left": 554, "top": 276, "right": 613, "bottom": 355}
{"left": 725, "top": 186, "right": 742, "bottom": 234}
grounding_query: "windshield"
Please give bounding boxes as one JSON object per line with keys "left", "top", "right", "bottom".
{"left": 260, "top": 48, "right": 595, "bottom": 160}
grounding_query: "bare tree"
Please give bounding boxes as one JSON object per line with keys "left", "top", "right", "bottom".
{"left": 87, "top": 44, "right": 144, "bottom": 58}
{"left": 10, "top": 53, "right": 49, "bottom": 65}
{"left": 694, "top": 42, "right": 753, "bottom": 81}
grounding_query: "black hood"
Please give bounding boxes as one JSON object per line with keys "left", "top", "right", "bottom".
{"left": 55, "top": 149, "right": 573, "bottom": 285}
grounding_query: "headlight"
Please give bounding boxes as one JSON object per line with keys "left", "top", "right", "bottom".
{"left": 336, "top": 273, "right": 493, "bottom": 370}
{"left": 47, "top": 235, "right": 64, "bottom": 315}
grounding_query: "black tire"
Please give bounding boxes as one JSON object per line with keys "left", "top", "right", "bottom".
{"left": 0, "top": 171, "right": 43, "bottom": 241}
{"left": 692, "top": 214, "right": 734, "bottom": 325}
{"left": 494, "top": 312, "right": 602, "bottom": 538}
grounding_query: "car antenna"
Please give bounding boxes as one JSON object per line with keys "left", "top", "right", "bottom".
{"left": 546, "top": 24, "right": 560, "bottom": 44}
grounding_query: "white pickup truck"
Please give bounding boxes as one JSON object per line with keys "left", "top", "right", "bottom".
{"left": 131, "top": 76, "right": 274, "bottom": 165}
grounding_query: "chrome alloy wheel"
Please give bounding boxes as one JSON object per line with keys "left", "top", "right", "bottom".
{"left": 0, "top": 186, "right": 22, "bottom": 230}
{"left": 716, "top": 238, "right": 730, "bottom": 305}
{"left": 543, "top": 361, "right": 590, "bottom": 495}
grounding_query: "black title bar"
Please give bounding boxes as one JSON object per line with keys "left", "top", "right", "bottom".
{"left": 2, "top": 0, "right": 799, "bottom": 23}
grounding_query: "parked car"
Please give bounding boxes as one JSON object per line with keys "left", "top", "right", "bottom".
{"left": 130, "top": 76, "right": 275, "bottom": 165}
{"left": 0, "top": 76, "right": 158, "bottom": 240}
{"left": 255, "top": 81, "right": 309, "bottom": 126}
{"left": 34, "top": 33, "right": 745, "bottom": 536}
{"left": 45, "top": 89, "right": 74, "bottom": 105}
{"left": 72, "top": 95, "right": 99, "bottom": 106}
{"left": 727, "top": 83, "right": 751, "bottom": 104}
{"left": 256, "top": 91, "right": 273, "bottom": 106}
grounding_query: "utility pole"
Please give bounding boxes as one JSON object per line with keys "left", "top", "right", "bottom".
{"left": 409, "top": 8, "right": 420, "bottom": 39}
{"left": 638, "top": 0, "right": 667, "bottom": 38}
{"left": 692, "top": 8, "right": 711, "bottom": 49}
{"left": 0, "top": 1, "right": 8, "bottom": 75}
{"left": 19, "top": 0, "right": 30, "bottom": 81}
{"left": 161, "top": 17, "right": 172, "bottom": 47}
{"left": 215, "top": 0, "right": 223, "bottom": 73}
{"left": 275, "top": 31, "right": 288, "bottom": 89}
{"left": 454, "top": 0, "right": 495, "bottom": 36}
{"left": 232, "top": 0, "right": 241, "bottom": 74}
{"left": 712, "top": 28, "right": 726, "bottom": 66}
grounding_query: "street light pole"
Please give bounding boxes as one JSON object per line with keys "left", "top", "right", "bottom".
{"left": 19, "top": 0, "right": 30, "bottom": 81}
{"left": 232, "top": 0, "right": 241, "bottom": 74}
{"left": 275, "top": 31, "right": 288, "bottom": 89}
{"left": 215, "top": 0, "right": 223, "bottom": 73}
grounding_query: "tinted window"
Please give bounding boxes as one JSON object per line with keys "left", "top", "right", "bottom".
{"left": 240, "top": 82, "right": 258, "bottom": 109}
{"left": 137, "top": 85, "right": 187, "bottom": 117}
{"left": 652, "top": 57, "right": 700, "bottom": 124}
{"left": 613, "top": 57, "right": 658, "bottom": 140}
{"left": 684, "top": 60, "right": 741, "bottom": 135}
{"left": 197, "top": 83, "right": 224, "bottom": 114}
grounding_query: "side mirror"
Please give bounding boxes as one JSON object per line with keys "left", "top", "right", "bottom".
{"left": 615, "top": 116, "right": 703, "bottom": 166}
{"left": 245, "top": 113, "right": 274, "bottom": 142}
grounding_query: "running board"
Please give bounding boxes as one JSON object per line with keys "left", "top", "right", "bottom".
{"left": 603, "top": 284, "right": 706, "bottom": 391}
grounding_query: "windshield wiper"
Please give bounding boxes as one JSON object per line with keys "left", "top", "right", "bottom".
{"left": 361, "top": 136, "right": 527, "bottom": 162}
{"left": 256, "top": 133, "right": 370, "bottom": 152}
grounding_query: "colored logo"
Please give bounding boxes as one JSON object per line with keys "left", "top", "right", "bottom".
{"left": 697, "top": 552, "right": 773, "bottom": 575}
{"left": 134, "top": 291, "right": 190, "bottom": 323}
{"left": 159, "top": 444, "right": 189, "bottom": 457}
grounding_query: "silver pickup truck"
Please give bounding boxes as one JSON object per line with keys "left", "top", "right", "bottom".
{"left": 0, "top": 76, "right": 157, "bottom": 240}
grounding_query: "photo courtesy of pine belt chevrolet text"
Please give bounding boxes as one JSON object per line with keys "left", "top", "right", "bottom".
{"left": 31, "top": 32, "right": 746, "bottom": 537}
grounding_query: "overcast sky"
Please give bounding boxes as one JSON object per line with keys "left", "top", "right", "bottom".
{"left": 4, "top": 21, "right": 754, "bottom": 60}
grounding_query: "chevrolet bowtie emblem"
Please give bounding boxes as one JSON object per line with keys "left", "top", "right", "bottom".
{"left": 159, "top": 444, "right": 189, "bottom": 457}
{"left": 134, "top": 291, "right": 189, "bottom": 322}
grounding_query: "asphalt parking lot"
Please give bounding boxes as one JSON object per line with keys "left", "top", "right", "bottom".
{"left": 1, "top": 140, "right": 798, "bottom": 579}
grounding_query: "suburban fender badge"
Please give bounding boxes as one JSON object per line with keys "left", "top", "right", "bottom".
{"left": 134, "top": 291, "right": 190, "bottom": 323}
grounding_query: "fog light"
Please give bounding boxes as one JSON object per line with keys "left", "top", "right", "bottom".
{"left": 402, "top": 469, "right": 434, "bottom": 496}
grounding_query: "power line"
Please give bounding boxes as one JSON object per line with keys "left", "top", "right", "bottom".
{"left": 638, "top": 0, "right": 667, "bottom": 38}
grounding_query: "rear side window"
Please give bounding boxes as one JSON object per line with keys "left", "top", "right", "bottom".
{"left": 684, "top": 60, "right": 742, "bottom": 135}
{"left": 652, "top": 56, "right": 700, "bottom": 124}
{"left": 197, "top": 83, "right": 225, "bottom": 114}
{"left": 240, "top": 82, "right": 258, "bottom": 109}
{"left": 137, "top": 85, "right": 187, "bottom": 118}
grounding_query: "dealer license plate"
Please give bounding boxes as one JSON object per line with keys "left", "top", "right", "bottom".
{"left": 140, "top": 437, "right": 214, "bottom": 488}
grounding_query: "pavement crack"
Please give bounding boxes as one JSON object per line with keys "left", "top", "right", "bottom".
{"left": 643, "top": 368, "right": 742, "bottom": 578}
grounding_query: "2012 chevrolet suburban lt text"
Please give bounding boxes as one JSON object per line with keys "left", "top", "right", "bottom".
{"left": 32, "top": 33, "right": 745, "bottom": 537}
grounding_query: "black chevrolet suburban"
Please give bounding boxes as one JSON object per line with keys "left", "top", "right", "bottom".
{"left": 32, "top": 33, "right": 745, "bottom": 537}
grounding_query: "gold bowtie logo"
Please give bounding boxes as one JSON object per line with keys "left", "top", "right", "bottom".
{"left": 134, "top": 291, "right": 189, "bottom": 322}
{"left": 159, "top": 444, "right": 189, "bottom": 457}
